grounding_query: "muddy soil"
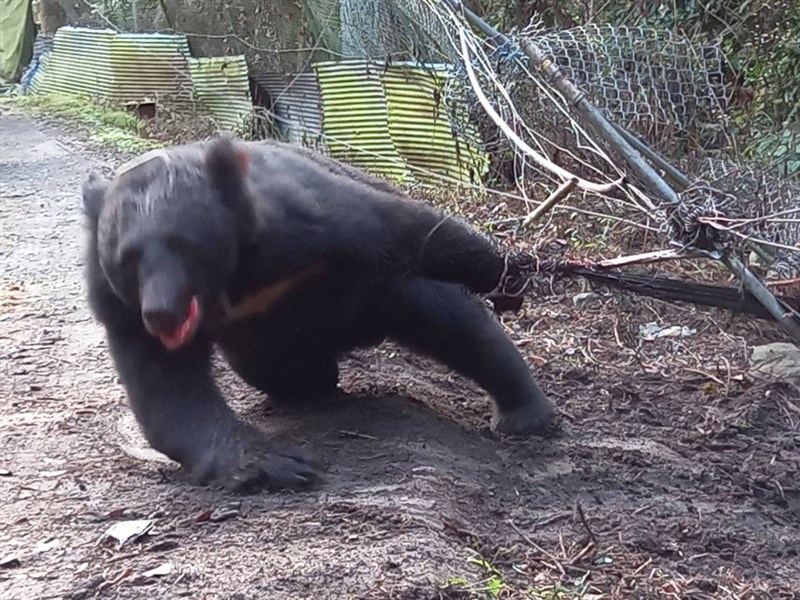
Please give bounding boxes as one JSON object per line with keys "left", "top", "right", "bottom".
{"left": 1, "top": 108, "right": 798, "bottom": 600}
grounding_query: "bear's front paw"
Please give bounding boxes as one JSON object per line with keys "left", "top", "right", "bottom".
{"left": 492, "top": 398, "right": 556, "bottom": 436}
{"left": 191, "top": 423, "right": 321, "bottom": 493}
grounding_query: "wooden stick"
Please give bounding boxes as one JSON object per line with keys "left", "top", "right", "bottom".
{"left": 522, "top": 178, "right": 578, "bottom": 227}
{"left": 592, "top": 247, "right": 709, "bottom": 269}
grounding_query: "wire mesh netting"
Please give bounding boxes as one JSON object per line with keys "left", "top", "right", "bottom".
{"left": 532, "top": 25, "right": 731, "bottom": 155}
{"left": 679, "top": 157, "right": 800, "bottom": 281}
{"left": 305, "top": 0, "right": 797, "bottom": 281}
{"left": 307, "top": 0, "right": 452, "bottom": 63}
{"left": 307, "top": 1, "right": 731, "bottom": 153}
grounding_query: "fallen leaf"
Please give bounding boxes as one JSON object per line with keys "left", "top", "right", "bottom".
{"left": 195, "top": 510, "right": 212, "bottom": 523}
{"left": 210, "top": 508, "right": 240, "bottom": 523}
{"left": 147, "top": 539, "right": 180, "bottom": 553}
{"left": 103, "top": 519, "right": 156, "bottom": 546}
{"left": 39, "top": 469, "right": 68, "bottom": 478}
{"left": 36, "top": 539, "right": 60, "bottom": 553}
{"left": 530, "top": 355, "right": 546, "bottom": 367}
{"left": 143, "top": 562, "right": 174, "bottom": 577}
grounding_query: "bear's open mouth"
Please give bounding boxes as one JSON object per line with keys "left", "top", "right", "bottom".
{"left": 158, "top": 296, "right": 201, "bottom": 350}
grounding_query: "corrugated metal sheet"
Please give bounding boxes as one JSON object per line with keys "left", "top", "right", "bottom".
{"left": 380, "top": 65, "right": 488, "bottom": 186}
{"left": 314, "top": 59, "right": 487, "bottom": 186}
{"left": 187, "top": 55, "right": 253, "bottom": 135}
{"left": 314, "top": 60, "right": 411, "bottom": 183}
{"left": 20, "top": 31, "right": 54, "bottom": 93}
{"left": 31, "top": 26, "right": 193, "bottom": 103}
{"left": 252, "top": 72, "right": 325, "bottom": 150}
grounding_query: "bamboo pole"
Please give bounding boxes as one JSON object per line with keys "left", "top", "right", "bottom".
{"left": 522, "top": 178, "right": 577, "bottom": 227}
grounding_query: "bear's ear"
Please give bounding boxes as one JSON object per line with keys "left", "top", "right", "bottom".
{"left": 206, "top": 136, "right": 252, "bottom": 217}
{"left": 82, "top": 172, "right": 110, "bottom": 223}
{"left": 205, "top": 135, "right": 257, "bottom": 240}
{"left": 206, "top": 135, "right": 250, "bottom": 195}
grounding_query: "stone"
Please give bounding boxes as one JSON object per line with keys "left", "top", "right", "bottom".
{"left": 750, "top": 342, "right": 800, "bottom": 384}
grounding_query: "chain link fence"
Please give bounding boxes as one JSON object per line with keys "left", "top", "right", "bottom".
{"left": 305, "top": 0, "right": 797, "bottom": 283}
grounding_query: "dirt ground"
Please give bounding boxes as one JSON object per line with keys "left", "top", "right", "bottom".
{"left": 1, "top": 107, "right": 799, "bottom": 600}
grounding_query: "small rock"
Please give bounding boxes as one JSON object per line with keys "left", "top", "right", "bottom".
{"left": 572, "top": 292, "right": 603, "bottom": 306}
{"left": 0, "top": 553, "right": 21, "bottom": 569}
{"left": 751, "top": 342, "right": 800, "bottom": 384}
{"left": 209, "top": 508, "right": 240, "bottom": 522}
{"left": 0, "top": 469, "right": 12, "bottom": 477}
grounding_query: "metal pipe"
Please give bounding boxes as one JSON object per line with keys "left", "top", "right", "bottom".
{"left": 443, "top": 0, "right": 679, "bottom": 204}
{"left": 131, "top": 0, "right": 139, "bottom": 32}
{"left": 724, "top": 255, "right": 800, "bottom": 340}
{"left": 610, "top": 122, "right": 691, "bottom": 190}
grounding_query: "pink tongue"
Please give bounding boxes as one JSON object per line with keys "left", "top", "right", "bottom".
{"left": 159, "top": 297, "right": 199, "bottom": 350}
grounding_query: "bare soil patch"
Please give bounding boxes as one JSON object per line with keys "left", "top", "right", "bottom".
{"left": 1, "top": 107, "right": 798, "bottom": 600}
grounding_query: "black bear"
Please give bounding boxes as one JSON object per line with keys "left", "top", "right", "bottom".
{"left": 82, "top": 137, "right": 555, "bottom": 492}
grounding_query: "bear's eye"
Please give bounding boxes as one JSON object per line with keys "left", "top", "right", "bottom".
{"left": 104, "top": 248, "right": 139, "bottom": 307}
{"left": 164, "top": 235, "right": 205, "bottom": 269}
{"left": 119, "top": 246, "right": 142, "bottom": 273}
{"left": 163, "top": 234, "right": 187, "bottom": 254}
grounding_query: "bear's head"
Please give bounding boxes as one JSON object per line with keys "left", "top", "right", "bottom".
{"left": 85, "top": 137, "right": 255, "bottom": 350}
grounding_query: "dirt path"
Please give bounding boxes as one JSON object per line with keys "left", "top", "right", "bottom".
{"left": 1, "top": 108, "right": 799, "bottom": 600}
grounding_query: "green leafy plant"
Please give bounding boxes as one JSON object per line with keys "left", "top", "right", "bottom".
{"left": 444, "top": 555, "right": 506, "bottom": 599}
{"left": 4, "top": 92, "right": 162, "bottom": 154}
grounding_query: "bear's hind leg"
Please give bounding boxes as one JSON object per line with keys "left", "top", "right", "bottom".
{"left": 225, "top": 346, "right": 340, "bottom": 404}
{"left": 383, "top": 278, "right": 555, "bottom": 435}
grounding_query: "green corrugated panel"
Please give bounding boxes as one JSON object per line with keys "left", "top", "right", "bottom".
{"left": 31, "top": 28, "right": 115, "bottom": 97}
{"left": 187, "top": 55, "right": 253, "bottom": 135}
{"left": 313, "top": 59, "right": 487, "bottom": 187}
{"left": 380, "top": 65, "right": 489, "bottom": 186}
{"left": 314, "top": 60, "right": 412, "bottom": 183}
{"left": 32, "top": 27, "right": 193, "bottom": 103}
